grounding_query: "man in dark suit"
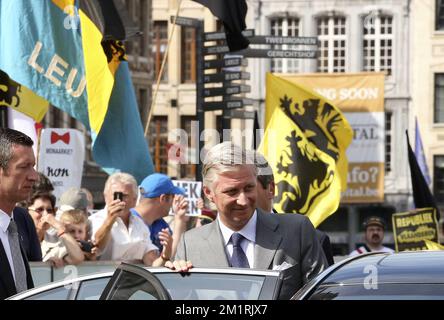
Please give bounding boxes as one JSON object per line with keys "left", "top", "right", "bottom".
{"left": 14, "top": 207, "right": 42, "bottom": 262}
{"left": 0, "top": 128, "right": 39, "bottom": 299}
{"left": 254, "top": 151, "right": 335, "bottom": 266}
{"left": 168, "top": 142, "right": 327, "bottom": 299}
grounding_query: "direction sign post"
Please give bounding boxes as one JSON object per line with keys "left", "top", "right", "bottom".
{"left": 204, "top": 57, "right": 248, "bottom": 69}
{"left": 203, "top": 71, "right": 250, "bottom": 83}
{"left": 170, "top": 16, "right": 201, "bottom": 27}
{"left": 203, "top": 29, "right": 255, "bottom": 41}
{"left": 228, "top": 110, "right": 256, "bottom": 119}
{"left": 203, "top": 98, "right": 253, "bottom": 111}
{"left": 195, "top": 20, "right": 204, "bottom": 182}
{"left": 172, "top": 16, "right": 320, "bottom": 182}
{"left": 204, "top": 84, "right": 251, "bottom": 98}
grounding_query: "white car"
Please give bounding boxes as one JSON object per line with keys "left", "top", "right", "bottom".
{"left": 8, "top": 264, "right": 284, "bottom": 300}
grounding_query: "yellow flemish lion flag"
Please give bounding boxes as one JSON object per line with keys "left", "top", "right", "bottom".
{"left": 0, "top": 70, "right": 48, "bottom": 122}
{"left": 259, "top": 73, "right": 353, "bottom": 227}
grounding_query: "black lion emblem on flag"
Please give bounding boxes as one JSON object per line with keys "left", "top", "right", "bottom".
{"left": 274, "top": 95, "right": 342, "bottom": 214}
{"left": 0, "top": 70, "right": 21, "bottom": 107}
{"left": 102, "top": 40, "right": 127, "bottom": 64}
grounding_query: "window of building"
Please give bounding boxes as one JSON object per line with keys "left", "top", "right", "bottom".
{"left": 435, "top": 74, "right": 444, "bottom": 123}
{"left": 181, "top": 27, "right": 196, "bottom": 83}
{"left": 437, "top": 0, "right": 444, "bottom": 30}
{"left": 317, "top": 16, "right": 347, "bottom": 73}
{"left": 363, "top": 14, "right": 393, "bottom": 76}
{"left": 434, "top": 155, "right": 444, "bottom": 204}
{"left": 148, "top": 116, "right": 168, "bottom": 173}
{"left": 180, "top": 116, "right": 197, "bottom": 179}
{"left": 385, "top": 111, "right": 393, "bottom": 173}
{"left": 269, "top": 17, "right": 300, "bottom": 73}
{"left": 153, "top": 21, "right": 168, "bottom": 82}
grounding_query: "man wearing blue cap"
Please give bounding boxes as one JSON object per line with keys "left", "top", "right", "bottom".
{"left": 131, "top": 173, "right": 189, "bottom": 258}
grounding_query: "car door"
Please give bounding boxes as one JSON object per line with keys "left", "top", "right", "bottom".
{"left": 99, "top": 263, "right": 172, "bottom": 300}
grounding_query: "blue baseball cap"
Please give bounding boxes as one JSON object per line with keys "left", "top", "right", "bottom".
{"left": 139, "top": 173, "right": 185, "bottom": 198}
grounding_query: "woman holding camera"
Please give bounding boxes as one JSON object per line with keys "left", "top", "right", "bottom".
{"left": 28, "top": 192, "right": 84, "bottom": 267}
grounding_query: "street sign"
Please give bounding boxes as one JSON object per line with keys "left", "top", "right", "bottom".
{"left": 204, "top": 57, "right": 247, "bottom": 69}
{"left": 170, "top": 16, "right": 201, "bottom": 27}
{"left": 237, "top": 48, "right": 317, "bottom": 59}
{"left": 204, "top": 84, "right": 251, "bottom": 97}
{"left": 203, "top": 98, "right": 253, "bottom": 111}
{"left": 204, "top": 45, "right": 230, "bottom": 55}
{"left": 204, "top": 29, "right": 255, "bottom": 41}
{"left": 204, "top": 72, "right": 250, "bottom": 83}
{"left": 228, "top": 110, "right": 256, "bottom": 119}
{"left": 248, "top": 36, "right": 318, "bottom": 46}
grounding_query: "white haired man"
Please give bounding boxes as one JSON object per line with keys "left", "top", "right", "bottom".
{"left": 167, "top": 142, "right": 327, "bottom": 299}
{"left": 89, "top": 172, "right": 172, "bottom": 266}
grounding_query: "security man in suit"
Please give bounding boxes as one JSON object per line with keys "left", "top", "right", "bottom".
{"left": 0, "top": 128, "right": 39, "bottom": 299}
{"left": 167, "top": 142, "right": 327, "bottom": 299}
{"left": 13, "top": 206, "right": 42, "bottom": 262}
{"left": 253, "top": 151, "right": 335, "bottom": 266}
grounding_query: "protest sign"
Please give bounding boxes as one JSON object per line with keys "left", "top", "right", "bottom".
{"left": 392, "top": 207, "right": 439, "bottom": 251}
{"left": 169, "top": 180, "right": 202, "bottom": 216}
{"left": 38, "top": 128, "right": 85, "bottom": 201}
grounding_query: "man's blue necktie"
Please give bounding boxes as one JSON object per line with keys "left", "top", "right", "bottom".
{"left": 230, "top": 233, "right": 250, "bottom": 268}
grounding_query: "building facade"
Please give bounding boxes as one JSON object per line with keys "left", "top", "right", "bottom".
{"left": 247, "top": 0, "right": 411, "bottom": 253}
{"left": 411, "top": 0, "right": 444, "bottom": 241}
{"left": 149, "top": 0, "right": 414, "bottom": 254}
{"left": 39, "top": 0, "right": 432, "bottom": 253}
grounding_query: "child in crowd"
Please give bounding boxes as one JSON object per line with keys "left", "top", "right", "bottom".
{"left": 60, "top": 209, "right": 98, "bottom": 261}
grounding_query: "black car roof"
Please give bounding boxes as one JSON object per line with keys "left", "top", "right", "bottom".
{"left": 322, "top": 251, "right": 444, "bottom": 285}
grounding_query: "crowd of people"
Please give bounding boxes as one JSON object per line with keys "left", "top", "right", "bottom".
{"left": 0, "top": 128, "right": 393, "bottom": 299}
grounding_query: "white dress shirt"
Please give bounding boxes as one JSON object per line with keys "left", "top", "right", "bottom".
{"left": 89, "top": 208, "right": 158, "bottom": 261}
{"left": 0, "top": 209, "right": 17, "bottom": 283}
{"left": 218, "top": 210, "right": 257, "bottom": 268}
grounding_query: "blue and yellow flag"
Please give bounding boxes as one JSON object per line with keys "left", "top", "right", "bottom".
{"left": 259, "top": 73, "right": 353, "bottom": 227}
{"left": 0, "top": 0, "right": 154, "bottom": 182}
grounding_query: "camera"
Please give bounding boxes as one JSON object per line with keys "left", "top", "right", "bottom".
{"left": 78, "top": 240, "right": 95, "bottom": 253}
{"left": 113, "top": 192, "right": 123, "bottom": 201}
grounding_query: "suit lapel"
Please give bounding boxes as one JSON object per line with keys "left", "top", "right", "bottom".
{"left": 0, "top": 238, "right": 17, "bottom": 296}
{"left": 201, "top": 220, "right": 230, "bottom": 267}
{"left": 254, "top": 209, "right": 282, "bottom": 269}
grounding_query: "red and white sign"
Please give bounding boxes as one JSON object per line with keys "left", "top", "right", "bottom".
{"left": 38, "top": 128, "right": 85, "bottom": 202}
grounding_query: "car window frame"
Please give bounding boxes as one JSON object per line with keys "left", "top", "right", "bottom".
{"left": 99, "top": 263, "right": 172, "bottom": 300}
{"left": 291, "top": 252, "right": 386, "bottom": 300}
{"left": 74, "top": 275, "right": 113, "bottom": 300}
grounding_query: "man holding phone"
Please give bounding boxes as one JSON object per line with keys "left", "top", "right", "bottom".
{"left": 89, "top": 173, "right": 172, "bottom": 266}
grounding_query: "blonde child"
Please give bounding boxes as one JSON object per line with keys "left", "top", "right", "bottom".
{"left": 60, "top": 209, "right": 98, "bottom": 261}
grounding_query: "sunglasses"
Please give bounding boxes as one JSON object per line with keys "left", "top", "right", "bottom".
{"left": 29, "top": 207, "right": 55, "bottom": 214}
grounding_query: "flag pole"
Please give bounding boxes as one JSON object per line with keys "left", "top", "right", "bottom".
{"left": 144, "top": 0, "right": 184, "bottom": 137}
